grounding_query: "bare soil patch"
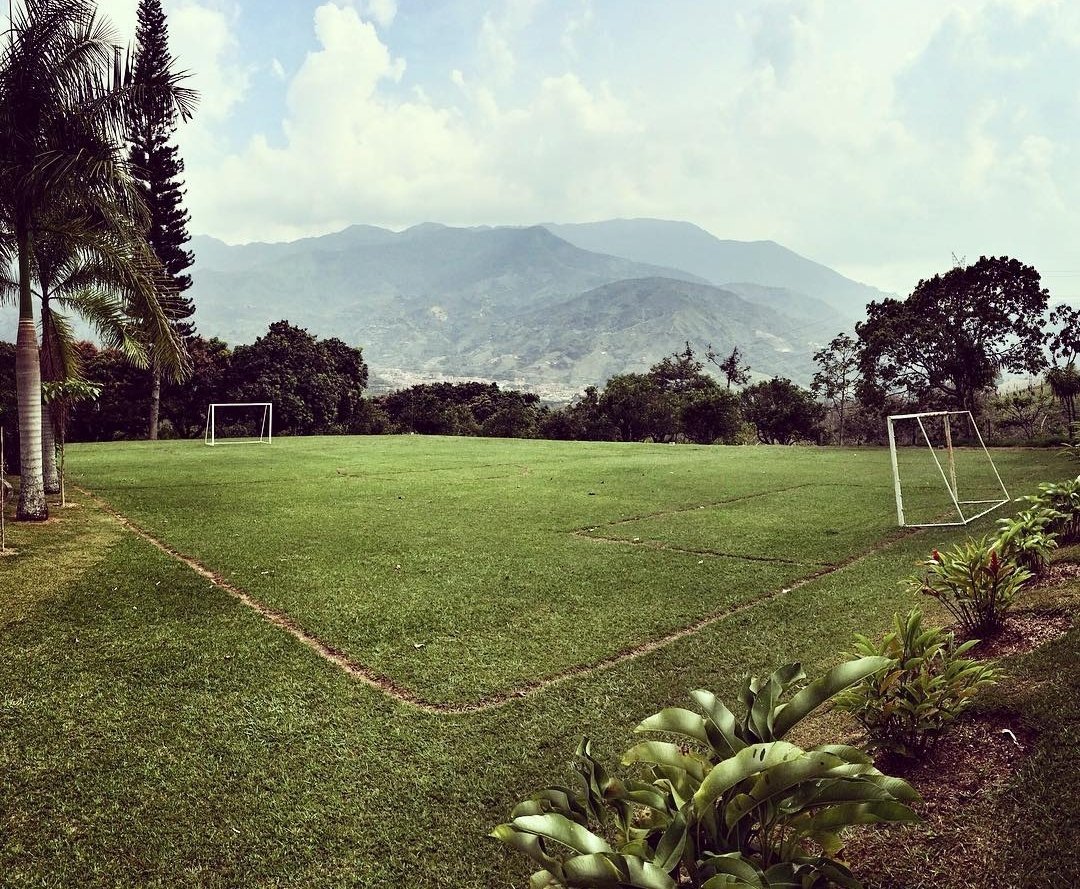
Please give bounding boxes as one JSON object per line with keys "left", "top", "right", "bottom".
{"left": 844, "top": 597, "right": 1076, "bottom": 886}
{"left": 968, "top": 609, "right": 1072, "bottom": 659}
{"left": 846, "top": 716, "right": 1031, "bottom": 889}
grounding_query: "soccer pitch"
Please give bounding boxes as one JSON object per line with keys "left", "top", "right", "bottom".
{"left": 69, "top": 436, "right": 1059, "bottom": 707}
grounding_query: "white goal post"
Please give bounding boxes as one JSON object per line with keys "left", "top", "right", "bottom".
{"left": 204, "top": 403, "right": 273, "bottom": 446}
{"left": 887, "top": 410, "right": 1009, "bottom": 528}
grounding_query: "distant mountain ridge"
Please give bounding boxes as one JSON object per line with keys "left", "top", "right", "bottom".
{"left": 181, "top": 220, "right": 865, "bottom": 398}
{"left": 481, "top": 277, "right": 828, "bottom": 388}
{"left": 544, "top": 219, "right": 892, "bottom": 319}
{"left": 0, "top": 219, "right": 878, "bottom": 397}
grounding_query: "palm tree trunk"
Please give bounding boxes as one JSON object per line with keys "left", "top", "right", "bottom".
{"left": 148, "top": 363, "right": 161, "bottom": 440}
{"left": 15, "top": 226, "right": 48, "bottom": 521}
{"left": 41, "top": 403, "right": 60, "bottom": 494}
{"left": 39, "top": 296, "right": 60, "bottom": 494}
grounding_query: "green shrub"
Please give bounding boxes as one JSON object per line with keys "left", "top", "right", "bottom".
{"left": 1022, "top": 477, "right": 1080, "bottom": 543}
{"left": 835, "top": 609, "right": 997, "bottom": 758}
{"left": 910, "top": 537, "right": 1031, "bottom": 635}
{"left": 1057, "top": 423, "right": 1080, "bottom": 464}
{"left": 492, "top": 660, "right": 920, "bottom": 889}
{"left": 995, "top": 508, "right": 1058, "bottom": 575}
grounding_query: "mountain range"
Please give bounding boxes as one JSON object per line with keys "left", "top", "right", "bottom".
{"left": 545, "top": 220, "right": 885, "bottom": 319}
{"left": 184, "top": 219, "right": 890, "bottom": 398}
{"left": 0, "top": 219, "right": 893, "bottom": 399}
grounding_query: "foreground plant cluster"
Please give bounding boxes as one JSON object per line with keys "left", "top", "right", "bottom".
{"left": 493, "top": 477, "right": 1080, "bottom": 888}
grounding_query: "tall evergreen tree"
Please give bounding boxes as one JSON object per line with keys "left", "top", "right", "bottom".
{"left": 127, "top": 0, "right": 195, "bottom": 439}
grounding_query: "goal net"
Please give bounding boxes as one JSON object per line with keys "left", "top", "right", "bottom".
{"left": 204, "top": 403, "right": 273, "bottom": 446}
{"left": 887, "top": 410, "right": 1009, "bottom": 527}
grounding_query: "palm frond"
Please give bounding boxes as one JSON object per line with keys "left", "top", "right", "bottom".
{"left": 40, "top": 304, "right": 83, "bottom": 382}
{"left": 0, "top": 258, "right": 16, "bottom": 306}
{"left": 53, "top": 286, "right": 148, "bottom": 367}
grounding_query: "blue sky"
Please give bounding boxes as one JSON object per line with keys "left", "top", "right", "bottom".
{"left": 93, "top": 0, "right": 1080, "bottom": 297}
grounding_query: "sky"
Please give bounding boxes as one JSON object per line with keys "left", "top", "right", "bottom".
{"left": 89, "top": 0, "right": 1080, "bottom": 298}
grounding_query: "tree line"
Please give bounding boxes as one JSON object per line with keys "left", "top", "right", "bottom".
{"left": 6, "top": 254, "right": 1080, "bottom": 481}
{"left": 0, "top": 329, "right": 826, "bottom": 451}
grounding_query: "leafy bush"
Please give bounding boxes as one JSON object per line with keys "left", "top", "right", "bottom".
{"left": 835, "top": 609, "right": 997, "bottom": 757}
{"left": 1057, "top": 422, "right": 1080, "bottom": 463}
{"left": 1022, "top": 477, "right": 1080, "bottom": 543}
{"left": 910, "top": 537, "right": 1031, "bottom": 635}
{"left": 492, "top": 659, "right": 920, "bottom": 889}
{"left": 995, "top": 508, "right": 1058, "bottom": 575}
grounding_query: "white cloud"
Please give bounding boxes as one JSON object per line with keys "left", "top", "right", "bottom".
{"left": 478, "top": 0, "right": 544, "bottom": 82}
{"left": 561, "top": 0, "right": 593, "bottom": 55}
{"left": 170, "top": 0, "right": 1080, "bottom": 297}
{"left": 169, "top": 2, "right": 251, "bottom": 122}
{"left": 479, "top": 14, "right": 517, "bottom": 81}
{"left": 92, "top": 0, "right": 138, "bottom": 38}
{"left": 361, "top": 0, "right": 397, "bottom": 28}
{"left": 88, "top": 0, "right": 251, "bottom": 139}
{"left": 191, "top": 3, "right": 480, "bottom": 240}
{"left": 187, "top": 1, "right": 656, "bottom": 242}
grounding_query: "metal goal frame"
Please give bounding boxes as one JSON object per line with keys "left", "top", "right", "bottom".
{"left": 886, "top": 410, "right": 1009, "bottom": 527}
{"left": 204, "top": 402, "right": 273, "bottom": 446}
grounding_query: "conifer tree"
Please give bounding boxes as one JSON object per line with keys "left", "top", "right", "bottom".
{"left": 128, "top": 0, "right": 195, "bottom": 439}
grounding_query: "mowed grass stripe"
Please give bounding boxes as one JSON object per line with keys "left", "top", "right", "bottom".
{"left": 589, "top": 484, "right": 897, "bottom": 566}
{"left": 79, "top": 482, "right": 904, "bottom": 712}
{"left": 76, "top": 485, "right": 451, "bottom": 712}
{"left": 82, "top": 484, "right": 820, "bottom": 710}
{"left": 68, "top": 437, "right": 1062, "bottom": 705}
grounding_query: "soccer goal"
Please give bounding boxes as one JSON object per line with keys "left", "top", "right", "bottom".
{"left": 204, "top": 403, "right": 273, "bottom": 446}
{"left": 887, "top": 410, "right": 1009, "bottom": 527}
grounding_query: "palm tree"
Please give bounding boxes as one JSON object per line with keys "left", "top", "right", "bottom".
{"left": 32, "top": 204, "right": 189, "bottom": 490}
{"left": 0, "top": 0, "right": 195, "bottom": 519}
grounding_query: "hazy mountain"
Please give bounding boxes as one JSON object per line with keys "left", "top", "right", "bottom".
{"left": 544, "top": 219, "right": 893, "bottom": 319}
{"left": 188, "top": 223, "right": 707, "bottom": 347}
{"left": 474, "top": 277, "right": 829, "bottom": 390}
{"left": 190, "top": 223, "right": 399, "bottom": 274}
{"left": 721, "top": 282, "right": 848, "bottom": 330}
{"left": 0, "top": 220, "right": 881, "bottom": 398}
{"left": 178, "top": 222, "right": 871, "bottom": 396}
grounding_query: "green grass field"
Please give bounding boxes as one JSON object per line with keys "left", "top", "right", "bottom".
{"left": 0, "top": 437, "right": 1071, "bottom": 887}
{"left": 63, "top": 437, "right": 1052, "bottom": 704}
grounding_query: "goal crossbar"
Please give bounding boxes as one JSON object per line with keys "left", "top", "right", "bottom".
{"left": 204, "top": 402, "right": 273, "bottom": 446}
{"left": 887, "top": 410, "right": 1009, "bottom": 528}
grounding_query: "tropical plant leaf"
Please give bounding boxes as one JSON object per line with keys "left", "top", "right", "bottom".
{"left": 623, "top": 741, "right": 707, "bottom": 782}
{"left": 490, "top": 823, "right": 564, "bottom": 873}
{"left": 622, "top": 856, "right": 680, "bottom": 889}
{"left": 559, "top": 853, "right": 678, "bottom": 889}
{"left": 529, "top": 869, "right": 561, "bottom": 889}
{"left": 772, "top": 656, "right": 891, "bottom": 739}
{"left": 635, "top": 708, "right": 710, "bottom": 746}
{"left": 510, "top": 813, "right": 613, "bottom": 855}
{"left": 690, "top": 690, "right": 746, "bottom": 756}
{"left": 723, "top": 750, "right": 853, "bottom": 827}
{"left": 693, "top": 742, "right": 803, "bottom": 815}
{"left": 790, "top": 800, "right": 920, "bottom": 834}
{"left": 699, "top": 852, "right": 770, "bottom": 888}
{"left": 652, "top": 808, "right": 688, "bottom": 872}
{"left": 749, "top": 675, "right": 782, "bottom": 741}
